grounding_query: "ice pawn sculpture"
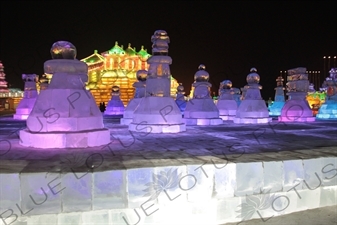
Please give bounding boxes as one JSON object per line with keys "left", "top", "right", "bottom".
{"left": 183, "top": 65, "right": 222, "bottom": 125}
{"left": 129, "top": 30, "right": 186, "bottom": 133}
{"left": 216, "top": 80, "right": 238, "bottom": 120}
{"left": 231, "top": 88, "right": 241, "bottom": 106}
{"left": 234, "top": 68, "right": 272, "bottom": 124}
{"left": 20, "top": 41, "right": 111, "bottom": 148}
{"left": 278, "top": 67, "right": 315, "bottom": 122}
{"left": 317, "top": 68, "right": 337, "bottom": 120}
{"left": 175, "top": 83, "right": 187, "bottom": 115}
{"left": 13, "top": 74, "right": 38, "bottom": 120}
{"left": 120, "top": 70, "right": 147, "bottom": 125}
{"left": 104, "top": 85, "right": 125, "bottom": 116}
{"left": 269, "top": 76, "right": 286, "bottom": 116}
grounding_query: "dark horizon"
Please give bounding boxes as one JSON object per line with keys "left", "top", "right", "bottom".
{"left": 1, "top": 1, "right": 336, "bottom": 99}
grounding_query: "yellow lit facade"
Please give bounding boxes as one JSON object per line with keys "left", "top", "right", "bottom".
{"left": 81, "top": 42, "right": 180, "bottom": 106}
{"left": 306, "top": 92, "right": 326, "bottom": 109}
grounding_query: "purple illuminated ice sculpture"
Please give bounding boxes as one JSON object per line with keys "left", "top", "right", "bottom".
{"left": 216, "top": 80, "right": 238, "bottom": 121}
{"left": 234, "top": 68, "right": 272, "bottom": 124}
{"left": 13, "top": 74, "right": 38, "bottom": 120}
{"left": 19, "top": 41, "right": 111, "bottom": 148}
{"left": 183, "top": 65, "right": 223, "bottom": 125}
{"left": 120, "top": 70, "right": 147, "bottom": 125}
{"left": 104, "top": 85, "right": 125, "bottom": 116}
{"left": 278, "top": 67, "right": 315, "bottom": 122}
{"left": 129, "top": 30, "right": 186, "bottom": 133}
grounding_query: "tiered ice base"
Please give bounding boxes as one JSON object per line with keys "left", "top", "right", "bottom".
{"left": 278, "top": 100, "right": 315, "bottom": 122}
{"left": 19, "top": 128, "right": 111, "bottom": 148}
{"left": 269, "top": 101, "right": 285, "bottom": 116}
{"left": 104, "top": 107, "right": 125, "bottom": 116}
{"left": 13, "top": 114, "right": 29, "bottom": 120}
{"left": 129, "top": 123, "right": 186, "bottom": 133}
{"left": 219, "top": 115, "right": 236, "bottom": 120}
{"left": 316, "top": 101, "right": 337, "bottom": 120}
{"left": 184, "top": 99, "right": 222, "bottom": 125}
{"left": 233, "top": 117, "right": 272, "bottom": 124}
{"left": 13, "top": 99, "right": 37, "bottom": 120}
{"left": 129, "top": 96, "right": 186, "bottom": 133}
{"left": 120, "top": 98, "right": 141, "bottom": 125}
{"left": 234, "top": 99, "right": 272, "bottom": 124}
{"left": 183, "top": 118, "right": 223, "bottom": 125}
{"left": 217, "top": 100, "right": 237, "bottom": 121}
{"left": 1, "top": 151, "right": 336, "bottom": 225}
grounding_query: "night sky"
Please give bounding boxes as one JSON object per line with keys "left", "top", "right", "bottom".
{"left": 1, "top": 1, "right": 336, "bottom": 99}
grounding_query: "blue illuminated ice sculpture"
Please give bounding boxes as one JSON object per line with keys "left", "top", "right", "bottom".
{"left": 175, "top": 83, "right": 187, "bottom": 115}
{"left": 316, "top": 68, "right": 337, "bottom": 120}
{"left": 269, "top": 76, "right": 286, "bottom": 116}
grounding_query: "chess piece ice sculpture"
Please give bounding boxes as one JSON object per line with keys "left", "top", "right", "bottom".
{"left": 234, "top": 68, "right": 272, "bottom": 124}
{"left": 175, "top": 83, "right": 187, "bottom": 115}
{"left": 120, "top": 70, "right": 147, "bottom": 125}
{"left": 232, "top": 87, "right": 241, "bottom": 106}
{"left": 269, "top": 76, "right": 286, "bottom": 116}
{"left": 104, "top": 85, "right": 125, "bottom": 116}
{"left": 278, "top": 67, "right": 315, "bottom": 122}
{"left": 216, "top": 80, "right": 237, "bottom": 120}
{"left": 129, "top": 30, "right": 186, "bottom": 133}
{"left": 317, "top": 68, "right": 337, "bottom": 120}
{"left": 20, "top": 41, "right": 110, "bottom": 148}
{"left": 184, "top": 65, "right": 222, "bottom": 125}
{"left": 13, "top": 74, "right": 38, "bottom": 120}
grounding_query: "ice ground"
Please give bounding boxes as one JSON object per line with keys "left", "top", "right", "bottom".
{"left": 0, "top": 115, "right": 336, "bottom": 225}
{"left": 1, "top": 116, "right": 337, "bottom": 164}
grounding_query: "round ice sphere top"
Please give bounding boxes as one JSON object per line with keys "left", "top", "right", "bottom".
{"left": 136, "top": 70, "right": 147, "bottom": 81}
{"left": 194, "top": 64, "right": 209, "bottom": 82}
{"left": 50, "top": 41, "right": 77, "bottom": 59}
{"left": 177, "top": 83, "right": 184, "bottom": 92}
{"left": 246, "top": 67, "right": 260, "bottom": 84}
{"left": 198, "top": 64, "right": 206, "bottom": 70}
{"left": 221, "top": 80, "right": 232, "bottom": 89}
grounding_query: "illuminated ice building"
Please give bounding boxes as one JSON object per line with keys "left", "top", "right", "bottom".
{"left": 80, "top": 42, "right": 180, "bottom": 106}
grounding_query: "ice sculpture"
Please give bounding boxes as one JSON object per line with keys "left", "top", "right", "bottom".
{"left": 120, "top": 70, "right": 147, "bottom": 125}
{"left": 19, "top": 41, "right": 111, "bottom": 148}
{"left": 184, "top": 65, "right": 222, "bottom": 125}
{"left": 269, "top": 76, "right": 286, "bottom": 116}
{"left": 234, "top": 68, "right": 272, "bottom": 124}
{"left": 104, "top": 85, "right": 125, "bottom": 116}
{"left": 216, "top": 80, "right": 237, "bottom": 120}
{"left": 278, "top": 67, "right": 315, "bottom": 122}
{"left": 129, "top": 30, "right": 186, "bottom": 133}
{"left": 316, "top": 68, "right": 337, "bottom": 120}
{"left": 13, "top": 74, "right": 38, "bottom": 120}
{"left": 240, "top": 86, "right": 248, "bottom": 101}
{"left": 232, "top": 87, "right": 241, "bottom": 106}
{"left": 175, "top": 83, "right": 187, "bottom": 115}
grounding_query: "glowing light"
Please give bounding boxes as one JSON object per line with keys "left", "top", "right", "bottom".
{"left": 78, "top": 42, "right": 180, "bottom": 106}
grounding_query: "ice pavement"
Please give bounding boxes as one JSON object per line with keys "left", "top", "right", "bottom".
{"left": 0, "top": 115, "right": 336, "bottom": 225}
